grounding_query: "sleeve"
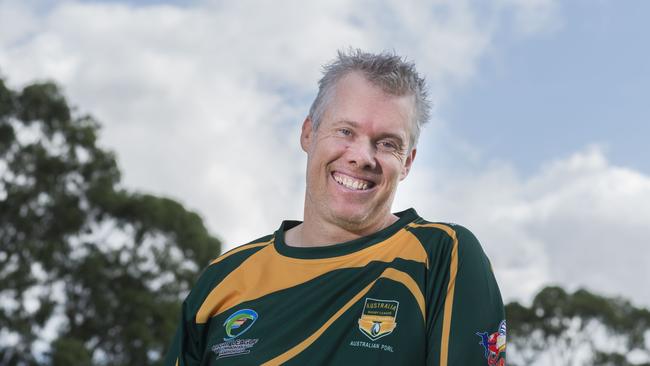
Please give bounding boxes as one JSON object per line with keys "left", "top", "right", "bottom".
{"left": 163, "top": 299, "right": 203, "bottom": 366}
{"left": 426, "top": 225, "right": 506, "bottom": 366}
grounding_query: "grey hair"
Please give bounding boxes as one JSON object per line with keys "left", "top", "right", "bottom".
{"left": 308, "top": 48, "right": 431, "bottom": 148}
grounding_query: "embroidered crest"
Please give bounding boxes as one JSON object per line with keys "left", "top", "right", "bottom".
{"left": 357, "top": 298, "right": 399, "bottom": 341}
{"left": 476, "top": 320, "right": 506, "bottom": 366}
{"left": 211, "top": 309, "right": 260, "bottom": 359}
{"left": 223, "top": 308, "right": 258, "bottom": 341}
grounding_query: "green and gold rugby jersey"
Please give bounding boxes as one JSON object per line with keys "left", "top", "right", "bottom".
{"left": 165, "top": 209, "right": 506, "bottom": 366}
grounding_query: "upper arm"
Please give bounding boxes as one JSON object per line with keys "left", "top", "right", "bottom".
{"left": 163, "top": 299, "right": 203, "bottom": 366}
{"left": 426, "top": 225, "right": 506, "bottom": 366}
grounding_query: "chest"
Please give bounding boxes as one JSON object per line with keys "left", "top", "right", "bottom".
{"left": 198, "top": 261, "right": 428, "bottom": 365}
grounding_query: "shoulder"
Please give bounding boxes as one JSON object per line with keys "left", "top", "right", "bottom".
{"left": 410, "top": 219, "right": 503, "bottom": 301}
{"left": 209, "top": 233, "right": 275, "bottom": 267}
{"left": 184, "top": 234, "right": 275, "bottom": 311}
{"left": 201, "top": 233, "right": 275, "bottom": 281}
{"left": 406, "top": 218, "right": 484, "bottom": 254}
{"left": 405, "top": 218, "right": 495, "bottom": 273}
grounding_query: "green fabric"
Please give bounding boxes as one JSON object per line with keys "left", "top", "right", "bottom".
{"left": 165, "top": 209, "right": 506, "bottom": 365}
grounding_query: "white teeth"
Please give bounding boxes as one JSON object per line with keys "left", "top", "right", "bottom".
{"left": 333, "top": 173, "right": 370, "bottom": 190}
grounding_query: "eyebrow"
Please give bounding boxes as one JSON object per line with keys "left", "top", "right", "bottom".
{"left": 333, "top": 120, "right": 360, "bottom": 128}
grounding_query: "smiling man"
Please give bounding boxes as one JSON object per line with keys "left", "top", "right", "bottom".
{"left": 290, "top": 70, "right": 417, "bottom": 245}
{"left": 165, "top": 49, "right": 506, "bottom": 366}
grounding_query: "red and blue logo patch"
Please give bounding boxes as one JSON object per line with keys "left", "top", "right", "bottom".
{"left": 476, "top": 320, "right": 506, "bottom": 366}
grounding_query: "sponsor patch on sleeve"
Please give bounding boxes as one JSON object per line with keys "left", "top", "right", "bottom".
{"left": 476, "top": 319, "right": 506, "bottom": 366}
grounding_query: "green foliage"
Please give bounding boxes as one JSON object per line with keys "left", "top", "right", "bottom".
{"left": 0, "top": 78, "right": 221, "bottom": 365}
{"left": 51, "top": 338, "right": 92, "bottom": 366}
{"left": 506, "top": 286, "right": 650, "bottom": 366}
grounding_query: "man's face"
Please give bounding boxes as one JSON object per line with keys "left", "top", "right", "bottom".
{"left": 301, "top": 72, "right": 417, "bottom": 231}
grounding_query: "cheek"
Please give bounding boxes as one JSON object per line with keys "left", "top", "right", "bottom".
{"left": 305, "top": 153, "right": 329, "bottom": 183}
{"left": 313, "top": 139, "right": 347, "bottom": 162}
{"left": 379, "top": 156, "right": 406, "bottom": 177}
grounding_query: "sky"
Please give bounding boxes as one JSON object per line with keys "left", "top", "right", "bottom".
{"left": 1, "top": 0, "right": 649, "bottom": 310}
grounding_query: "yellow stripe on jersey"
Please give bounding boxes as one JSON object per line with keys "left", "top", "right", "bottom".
{"left": 408, "top": 222, "right": 458, "bottom": 366}
{"left": 382, "top": 267, "right": 425, "bottom": 322}
{"left": 196, "top": 228, "right": 428, "bottom": 324}
{"left": 209, "top": 239, "right": 274, "bottom": 266}
{"left": 261, "top": 267, "right": 420, "bottom": 366}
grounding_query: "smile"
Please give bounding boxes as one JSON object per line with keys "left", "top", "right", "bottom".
{"left": 332, "top": 172, "right": 376, "bottom": 191}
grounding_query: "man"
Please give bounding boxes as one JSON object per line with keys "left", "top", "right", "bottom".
{"left": 165, "top": 49, "right": 506, "bottom": 365}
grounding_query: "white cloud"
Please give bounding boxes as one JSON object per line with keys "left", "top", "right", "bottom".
{"left": 0, "top": 0, "right": 515, "bottom": 244}
{"left": 397, "top": 146, "right": 650, "bottom": 306}
{"left": 0, "top": 0, "right": 601, "bottom": 307}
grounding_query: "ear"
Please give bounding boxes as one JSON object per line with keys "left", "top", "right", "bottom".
{"left": 300, "top": 117, "right": 313, "bottom": 152}
{"left": 399, "top": 148, "right": 417, "bottom": 181}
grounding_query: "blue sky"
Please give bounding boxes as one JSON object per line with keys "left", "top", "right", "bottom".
{"left": 1, "top": 0, "right": 649, "bottom": 310}
{"left": 443, "top": 0, "right": 649, "bottom": 176}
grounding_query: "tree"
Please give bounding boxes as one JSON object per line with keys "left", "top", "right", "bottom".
{"left": 0, "top": 78, "right": 221, "bottom": 365}
{"left": 506, "top": 286, "right": 650, "bottom": 366}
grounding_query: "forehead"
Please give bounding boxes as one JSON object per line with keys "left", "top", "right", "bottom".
{"left": 323, "top": 72, "right": 415, "bottom": 138}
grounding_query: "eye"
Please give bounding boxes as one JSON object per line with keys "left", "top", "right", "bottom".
{"left": 378, "top": 140, "right": 398, "bottom": 151}
{"left": 337, "top": 128, "right": 352, "bottom": 136}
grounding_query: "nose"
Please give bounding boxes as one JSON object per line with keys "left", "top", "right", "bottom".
{"left": 346, "top": 139, "right": 377, "bottom": 170}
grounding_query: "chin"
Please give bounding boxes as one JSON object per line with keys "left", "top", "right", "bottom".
{"left": 329, "top": 205, "right": 377, "bottom": 228}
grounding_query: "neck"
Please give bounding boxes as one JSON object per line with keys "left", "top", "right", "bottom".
{"left": 285, "top": 208, "right": 399, "bottom": 248}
